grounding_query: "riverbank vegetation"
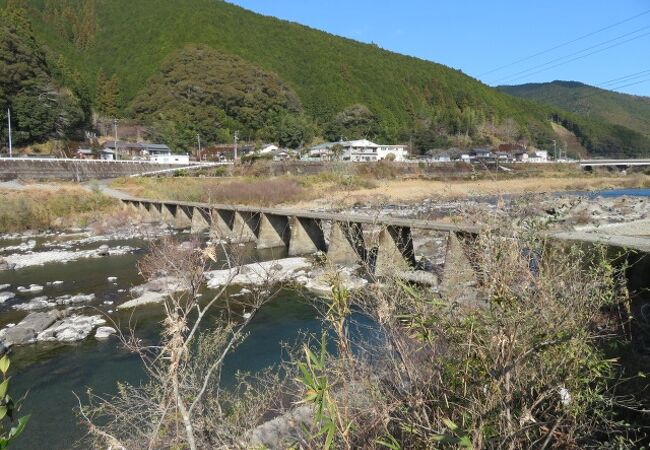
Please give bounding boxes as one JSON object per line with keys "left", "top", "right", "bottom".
{"left": 110, "top": 163, "right": 650, "bottom": 209}
{"left": 78, "top": 207, "right": 650, "bottom": 448}
{"left": 0, "top": 187, "right": 117, "bottom": 233}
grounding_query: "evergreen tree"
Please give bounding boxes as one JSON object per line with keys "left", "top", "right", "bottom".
{"left": 0, "top": 6, "right": 85, "bottom": 146}
{"left": 96, "top": 72, "right": 120, "bottom": 117}
{"left": 324, "top": 104, "right": 381, "bottom": 142}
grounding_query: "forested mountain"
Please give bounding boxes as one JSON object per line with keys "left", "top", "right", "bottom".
{"left": 1, "top": 0, "right": 650, "bottom": 156}
{"left": 0, "top": 6, "right": 87, "bottom": 147}
{"left": 500, "top": 81, "right": 650, "bottom": 138}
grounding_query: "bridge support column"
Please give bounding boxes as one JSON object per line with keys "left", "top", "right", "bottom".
{"left": 148, "top": 203, "right": 162, "bottom": 222}
{"left": 157, "top": 203, "right": 191, "bottom": 229}
{"left": 374, "top": 226, "right": 415, "bottom": 276}
{"left": 231, "top": 211, "right": 258, "bottom": 243}
{"left": 257, "top": 213, "right": 290, "bottom": 249}
{"left": 440, "top": 231, "right": 480, "bottom": 300}
{"left": 327, "top": 222, "right": 366, "bottom": 265}
{"left": 191, "top": 207, "right": 210, "bottom": 233}
{"left": 175, "top": 205, "right": 194, "bottom": 229}
{"left": 137, "top": 202, "right": 153, "bottom": 222}
{"left": 124, "top": 200, "right": 138, "bottom": 213}
{"left": 161, "top": 204, "right": 178, "bottom": 227}
{"left": 209, "top": 209, "right": 235, "bottom": 240}
{"left": 289, "top": 217, "right": 326, "bottom": 256}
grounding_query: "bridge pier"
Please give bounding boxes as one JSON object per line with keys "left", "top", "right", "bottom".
{"left": 209, "top": 209, "right": 235, "bottom": 240}
{"left": 137, "top": 202, "right": 153, "bottom": 222}
{"left": 232, "top": 211, "right": 258, "bottom": 242}
{"left": 161, "top": 204, "right": 191, "bottom": 229}
{"left": 327, "top": 222, "right": 366, "bottom": 265}
{"left": 289, "top": 217, "right": 326, "bottom": 256}
{"left": 257, "top": 213, "right": 290, "bottom": 249}
{"left": 148, "top": 203, "right": 163, "bottom": 222}
{"left": 374, "top": 226, "right": 416, "bottom": 276}
{"left": 441, "top": 231, "right": 480, "bottom": 298}
{"left": 191, "top": 207, "right": 211, "bottom": 233}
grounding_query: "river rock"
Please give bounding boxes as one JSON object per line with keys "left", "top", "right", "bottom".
{"left": 107, "top": 276, "right": 117, "bottom": 282}
{"left": 13, "top": 296, "right": 55, "bottom": 311}
{"left": 37, "top": 315, "right": 106, "bottom": 342}
{"left": 17, "top": 284, "right": 43, "bottom": 294}
{"left": 55, "top": 293, "right": 95, "bottom": 305}
{"left": 0, "top": 284, "right": 9, "bottom": 290}
{"left": 97, "top": 245, "right": 110, "bottom": 256}
{"left": 205, "top": 258, "right": 312, "bottom": 289}
{"left": 0, "top": 257, "right": 15, "bottom": 271}
{"left": 0, "top": 310, "right": 64, "bottom": 346}
{"left": 94, "top": 326, "right": 117, "bottom": 339}
{"left": 0, "top": 292, "right": 15, "bottom": 303}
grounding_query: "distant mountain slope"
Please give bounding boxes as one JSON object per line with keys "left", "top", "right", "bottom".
{"left": 1, "top": 0, "right": 649, "bottom": 156}
{"left": 499, "top": 81, "right": 650, "bottom": 137}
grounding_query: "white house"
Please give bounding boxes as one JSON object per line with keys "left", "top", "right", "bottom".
{"left": 150, "top": 153, "right": 190, "bottom": 164}
{"left": 308, "top": 139, "right": 408, "bottom": 162}
{"left": 99, "top": 149, "right": 115, "bottom": 161}
{"left": 528, "top": 150, "right": 549, "bottom": 163}
{"left": 259, "top": 144, "right": 279, "bottom": 154}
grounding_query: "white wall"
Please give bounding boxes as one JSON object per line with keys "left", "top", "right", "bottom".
{"left": 150, "top": 154, "right": 190, "bottom": 164}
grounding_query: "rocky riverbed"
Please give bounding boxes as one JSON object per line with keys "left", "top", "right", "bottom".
{"left": 0, "top": 191, "right": 647, "bottom": 353}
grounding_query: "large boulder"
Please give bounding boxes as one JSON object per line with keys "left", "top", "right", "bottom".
{"left": 0, "top": 310, "right": 64, "bottom": 346}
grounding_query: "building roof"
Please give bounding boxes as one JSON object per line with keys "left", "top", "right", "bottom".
{"left": 143, "top": 143, "right": 171, "bottom": 150}
{"left": 103, "top": 140, "right": 144, "bottom": 149}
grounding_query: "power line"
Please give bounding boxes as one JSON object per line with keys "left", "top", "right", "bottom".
{"left": 493, "top": 25, "right": 650, "bottom": 83}
{"left": 479, "top": 9, "right": 650, "bottom": 77}
{"left": 598, "top": 68, "right": 650, "bottom": 87}
{"left": 496, "top": 29, "right": 650, "bottom": 84}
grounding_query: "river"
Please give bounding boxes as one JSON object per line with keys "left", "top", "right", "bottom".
{"left": 0, "top": 234, "right": 352, "bottom": 449}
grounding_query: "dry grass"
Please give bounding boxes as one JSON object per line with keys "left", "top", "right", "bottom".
{"left": 0, "top": 187, "right": 118, "bottom": 233}
{"left": 111, "top": 170, "right": 650, "bottom": 210}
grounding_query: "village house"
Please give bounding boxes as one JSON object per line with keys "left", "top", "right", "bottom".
{"left": 470, "top": 148, "right": 492, "bottom": 159}
{"left": 308, "top": 139, "right": 408, "bottom": 162}
{"left": 102, "top": 140, "right": 145, "bottom": 159}
{"left": 75, "top": 148, "right": 95, "bottom": 159}
{"left": 99, "top": 149, "right": 115, "bottom": 161}
{"left": 528, "top": 150, "right": 549, "bottom": 163}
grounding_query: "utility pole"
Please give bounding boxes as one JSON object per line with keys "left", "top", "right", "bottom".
{"left": 113, "top": 118, "right": 119, "bottom": 160}
{"left": 197, "top": 134, "right": 202, "bottom": 161}
{"left": 233, "top": 130, "right": 239, "bottom": 161}
{"left": 7, "top": 109, "right": 12, "bottom": 158}
{"left": 552, "top": 139, "right": 557, "bottom": 161}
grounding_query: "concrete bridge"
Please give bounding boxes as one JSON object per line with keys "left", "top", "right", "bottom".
{"left": 0, "top": 157, "right": 228, "bottom": 181}
{"left": 120, "top": 197, "right": 650, "bottom": 282}
{"left": 578, "top": 159, "right": 650, "bottom": 170}
{"left": 120, "top": 197, "right": 481, "bottom": 278}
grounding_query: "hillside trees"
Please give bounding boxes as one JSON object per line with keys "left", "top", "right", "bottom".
{"left": 130, "top": 45, "right": 310, "bottom": 151}
{"left": 0, "top": 6, "right": 86, "bottom": 146}
{"left": 43, "top": 0, "right": 97, "bottom": 50}
{"left": 324, "top": 104, "right": 381, "bottom": 141}
{"left": 95, "top": 72, "right": 120, "bottom": 117}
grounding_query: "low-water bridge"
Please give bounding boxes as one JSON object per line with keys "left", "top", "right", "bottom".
{"left": 120, "top": 197, "right": 650, "bottom": 280}
{"left": 121, "top": 197, "right": 481, "bottom": 277}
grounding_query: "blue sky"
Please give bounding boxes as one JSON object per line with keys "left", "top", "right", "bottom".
{"left": 228, "top": 0, "right": 650, "bottom": 96}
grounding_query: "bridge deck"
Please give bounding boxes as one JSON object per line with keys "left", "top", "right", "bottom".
{"left": 124, "top": 196, "right": 481, "bottom": 233}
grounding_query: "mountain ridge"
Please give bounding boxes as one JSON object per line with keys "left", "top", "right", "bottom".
{"left": 1, "top": 0, "right": 649, "bottom": 156}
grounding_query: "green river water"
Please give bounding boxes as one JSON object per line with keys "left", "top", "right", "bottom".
{"left": 0, "top": 237, "right": 352, "bottom": 449}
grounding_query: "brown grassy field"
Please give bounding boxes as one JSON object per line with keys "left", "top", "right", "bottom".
{"left": 111, "top": 167, "right": 650, "bottom": 210}
{"left": 0, "top": 186, "right": 120, "bottom": 233}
